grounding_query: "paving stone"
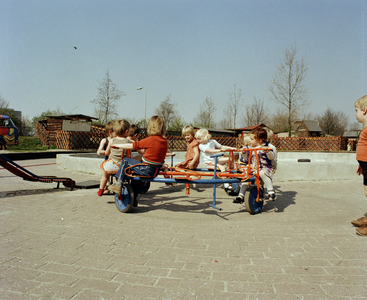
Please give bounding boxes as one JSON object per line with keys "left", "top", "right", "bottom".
{"left": 1, "top": 158, "right": 367, "bottom": 299}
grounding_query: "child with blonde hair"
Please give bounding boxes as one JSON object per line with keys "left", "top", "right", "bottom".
{"left": 352, "top": 95, "right": 367, "bottom": 235}
{"left": 195, "top": 128, "right": 236, "bottom": 172}
{"left": 97, "top": 119, "right": 131, "bottom": 197}
{"left": 175, "top": 125, "right": 200, "bottom": 169}
{"left": 265, "top": 127, "right": 278, "bottom": 172}
{"left": 109, "top": 116, "right": 168, "bottom": 205}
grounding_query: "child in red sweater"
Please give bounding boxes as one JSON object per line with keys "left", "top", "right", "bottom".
{"left": 108, "top": 116, "right": 168, "bottom": 198}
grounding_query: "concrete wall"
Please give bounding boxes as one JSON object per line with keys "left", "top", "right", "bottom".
{"left": 57, "top": 151, "right": 359, "bottom": 182}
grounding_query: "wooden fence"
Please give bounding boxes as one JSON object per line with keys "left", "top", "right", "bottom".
{"left": 36, "top": 123, "right": 353, "bottom": 151}
{"left": 273, "top": 136, "right": 349, "bottom": 151}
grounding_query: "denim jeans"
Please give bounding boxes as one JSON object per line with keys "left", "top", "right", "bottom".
{"left": 115, "top": 157, "right": 158, "bottom": 183}
{"left": 115, "top": 157, "right": 159, "bottom": 198}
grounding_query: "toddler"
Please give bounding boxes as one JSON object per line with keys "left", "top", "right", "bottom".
{"left": 108, "top": 116, "right": 168, "bottom": 206}
{"left": 233, "top": 128, "right": 276, "bottom": 203}
{"left": 195, "top": 128, "right": 236, "bottom": 172}
{"left": 97, "top": 119, "right": 131, "bottom": 196}
{"left": 265, "top": 127, "right": 278, "bottom": 173}
{"left": 175, "top": 125, "right": 200, "bottom": 169}
{"left": 97, "top": 121, "right": 115, "bottom": 159}
{"left": 128, "top": 124, "right": 144, "bottom": 161}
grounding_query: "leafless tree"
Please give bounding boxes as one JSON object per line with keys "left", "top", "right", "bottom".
{"left": 269, "top": 45, "right": 309, "bottom": 137}
{"left": 155, "top": 94, "right": 177, "bottom": 129}
{"left": 317, "top": 108, "right": 349, "bottom": 136}
{"left": 242, "top": 97, "right": 268, "bottom": 127}
{"left": 267, "top": 108, "right": 290, "bottom": 133}
{"left": 91, "top": 71, "right": 125, "bottom": 124}
{"left": 193, "top": 97, "right": 216, "bottom": 128}
{"left": 349, "top": 122, "right": 362, "bottom": 130}
{"left": 0, "top": 93, "right": 9, "bottom": 109}
{"left": 223, "top": 85, "right": 243, "bottom": 133}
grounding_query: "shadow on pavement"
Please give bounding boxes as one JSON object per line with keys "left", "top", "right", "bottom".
{"left": 262, "top": 185, "right": 297, "bottom": 213}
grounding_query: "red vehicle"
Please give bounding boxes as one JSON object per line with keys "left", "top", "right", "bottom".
{"left": 0, "top": 115, "right": 19, "bottom": 149}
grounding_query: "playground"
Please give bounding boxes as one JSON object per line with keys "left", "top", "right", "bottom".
{"left": 0, "top": 153, "right": 366, "bottom": 298}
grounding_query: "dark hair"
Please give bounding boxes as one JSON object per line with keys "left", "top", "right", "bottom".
{"left": 250, "top": 128, "right": 268, "bottom": 143}
{"left": 129, "top": 124, "right": 140, "bottom": 136}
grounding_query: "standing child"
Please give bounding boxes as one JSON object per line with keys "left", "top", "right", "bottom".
{"left": 175, "top": 125, "right": 200, "bottom": 169}
{"left": 108, "top": 116, "right": 168, "bottom": 205}
{"left": 195, "top": 128, "right": 236, "bottom": 172}
{"left": 97, "top": 119, "right": 131, "bottom": 196}
{"left": 352, "top": 95, "right": 367, "bottom": 235}
{"left": 233, "top": 128, "right": 276, "bottom": 203}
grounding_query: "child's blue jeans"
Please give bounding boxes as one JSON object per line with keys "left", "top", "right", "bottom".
{"left": 115, "top": 157, "right": 158, "bottom": 183}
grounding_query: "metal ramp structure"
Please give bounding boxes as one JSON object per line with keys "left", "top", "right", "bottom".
{"left": 0, "top": 154, "right": 75, "bottom": 190}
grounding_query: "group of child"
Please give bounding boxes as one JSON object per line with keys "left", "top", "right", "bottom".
{"left": 96, "top": 118, "right": 278, "bottom": 205}
{"left": 95, "top": 94, "right": 367, "bottom": 237}
{"left": 96, "top": 120, "right": 142, "bottom": 196}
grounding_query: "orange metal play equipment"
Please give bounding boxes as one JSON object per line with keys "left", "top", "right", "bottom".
{"left": 113, "top": 148, "right": 269, "bottom": 214}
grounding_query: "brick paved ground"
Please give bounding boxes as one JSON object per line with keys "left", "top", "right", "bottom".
{"left": 0, "top": 158, "right": 366, "bottom": 299}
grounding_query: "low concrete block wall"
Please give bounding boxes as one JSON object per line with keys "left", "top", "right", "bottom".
{"left": 57, "top": 152, "right": 359, "bottom": 182}
{"left": 274, "top": 152, "right": 357, "bottom": 182}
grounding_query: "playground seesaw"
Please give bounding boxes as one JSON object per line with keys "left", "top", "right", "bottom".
{"left": 0, "top": 154, "right": 76, "bottom": 190}
{"left": 114, "top": 149, "right": 267, "bottom": 215}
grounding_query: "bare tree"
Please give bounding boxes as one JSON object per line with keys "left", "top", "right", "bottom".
{"left": 193, "top": 97, "right": 216, "bottom": 128}
{"left": 155, "top": 94, "right": 177, "bottom": 129}
{"left": 91, "top": 71, "right": 125, "bottom": 124}
{"left": 317, "top": 108, "right": 349, "bottom": 136}
{"left": 349, "top": 122, "right": 362, "bottom": 131}
{"left": 269, "top": 45, "right": 309, "bottom": 137}
{"left": 268, "top": 108, "right": 289, "bottom": 133}
{"left": 223, "top": 84, "right": 243, "bottom": 133}
{"left": 0, "top": 93, "right": 9, "bottom": 109}
{"left": 242, "top": 97, "right": 268, "bottom": 127}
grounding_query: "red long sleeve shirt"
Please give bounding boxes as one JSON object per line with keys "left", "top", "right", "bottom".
{"left": 357, "top": 127, "right": 367, "bottom": 162}
{"left": 133, "top": 135, "right": 168, "bottom": 168}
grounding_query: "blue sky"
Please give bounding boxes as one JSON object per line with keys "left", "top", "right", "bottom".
{"left": 1, "top": 0, "right": 366, "bottom": 128}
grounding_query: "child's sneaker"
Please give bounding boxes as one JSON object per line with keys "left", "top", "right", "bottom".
{"left": 108, "top": 183, "right": 122, "bottom": 194}
{"left": 233, "top": 196, "right": 244, "bottom": 204}
{"left": 268, "top": 193, "right": 276, "bottom": 201}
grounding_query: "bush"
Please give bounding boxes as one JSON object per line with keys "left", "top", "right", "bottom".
{"left": 6, "top": 137, "right": 56, "bottom": 151}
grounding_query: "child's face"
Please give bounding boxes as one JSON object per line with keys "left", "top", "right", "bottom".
{"left": 130, "top": 134, "right": 139, "bottom": 141}
{"left": 249, "top": 135, "right": 261, "bottom": 147}
{"left": 184, "top": 134, "right": 194, "bottom": 142}
{"left": 196, "top": 137, "right": 208, "bottom": 144}
{"left": 355, "top": 107, "right": 366, "bottom": 124}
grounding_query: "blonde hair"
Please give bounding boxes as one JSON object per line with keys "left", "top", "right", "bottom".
{"left": 113, "top": 119, "right": 130, "bottom": 136}
{"left": 147, "top": 115, "right": 166, "bottom": 136}
{"left": 264, "top": 127, "right": 274, "bottom": 143}
{"left": 243, "top": 134, "right": 251, "bottom": 146}
{"left": 105, "top": 121, "right": 115, "bottom": 136}
{"left": 182, "top": 125, "right": 195, "bottom": 137}
{"left": 195, "top": 128, "right": 211, "bottom": 142}
{"left": 355, "top": 95, "right": 367, "bottom": 110}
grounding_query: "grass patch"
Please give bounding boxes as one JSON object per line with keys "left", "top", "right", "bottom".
{"left": 6, "top": 137, "right": 57, "bottom": 151}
